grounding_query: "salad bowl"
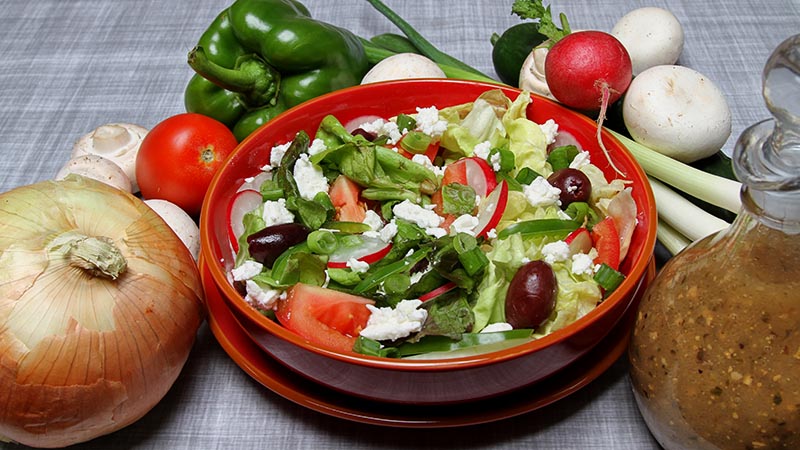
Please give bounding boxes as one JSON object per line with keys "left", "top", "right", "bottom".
{"left": 199, "top": 79, "right": 657, "bottom": 405}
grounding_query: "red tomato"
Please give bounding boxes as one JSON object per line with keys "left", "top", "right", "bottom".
{"left": 591, "top": 217, "right": 621, "bottom": 270}
{"left": 397, "top": 139, "right": 441, "bottom": 163}
{"left": 136, "top": 113, "right": 237, "bottom": 217}
{"left": 275, "top": 283, "right": 375, "bottom": 353}
{"left": 329, "top": 174, "right": 366, "bottom": 222}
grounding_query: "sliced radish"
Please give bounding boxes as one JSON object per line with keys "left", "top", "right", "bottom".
{"left": 343, "top": 115, "right": 385, "bottom": 133}
{"left": 463, "top": 156, "right": 498, "bottom": 198}
{"left": 565, "top": 227, "right": 593, "bottom": 255}
{"left": 238, "top": 171, "right": 272, "bottom": 193}
{"left": 327, "top": 235, "right": 393, "bottom": 269}
{"left": 475, "top": 180, "right": 509, "bottom": 238}
{"left": 418, "top": 281, "right": 457, "bottom": 302}
{"left": 227, "top": 189, "right": 263, "bottom": 253}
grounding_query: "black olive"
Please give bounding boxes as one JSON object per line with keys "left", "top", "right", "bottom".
{"left": 547, "top": 168, "right": 592, "bottom": 207}
{"left": 247, "top": 223, "right": 310, "bottom": 267}
{"left": 505, "top": 260, "right": 557, "bottom": 329}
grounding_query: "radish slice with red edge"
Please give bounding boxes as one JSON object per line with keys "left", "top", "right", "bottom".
{"left": 565, "top": 227, "right": 592, "bottom": 255}
{"left": 327, "top": 235, "right": 393, "bottom": 269}
{"left": 460, "top": 156, "right": 497, "bottom": 198}
{"left": 238, "top": 171, "right": 272, "bottom": 193}
{"left": 227, "top": 189, "right": 263, "bottom": 253}
{"left": 475, "top": 180, "right": 509, "bottom": 238}
{"left": 418, "top": 281, "right": 456, "bottom": 302}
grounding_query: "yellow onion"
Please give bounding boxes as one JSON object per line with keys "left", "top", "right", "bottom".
{"left": 0, "top": 175, "right": 204, "bottom": 448}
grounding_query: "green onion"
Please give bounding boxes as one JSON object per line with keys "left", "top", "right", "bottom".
{"left": 515, "top": 166, "right": 541, "bottom": 185}
{"left": 307, "top": 229, "right": 338, "bottom": 255}
{"left": 458, "top": 246, "right": 489, "bottom": 276}
{"left": 399, "top": 131, "right": 432, "bottom": 154}
{"left": 648, "top": 177, "right": 730, "bottom": 243}
{"left": 497, "top": 219, "right": 580, "bottom": 240}
{"left": 655, "top": 219, "right": 692, "bottom": 256}
{"left": 353, "top": 336, "right": 398, "bottom": 358}
{"left": 364, "top": 0, "right": 494, "bottom": 80}
{"left": 320, "top": 221, "right": 372, "bottom": 234}
{"left": 593, "top": 263, "right": 626, "bottom": 294}
{"left": 608, "top": 130, "right": 741, "bottom": 214}
{"left": 547, "top": 145, "right": 579, "bottom": 171}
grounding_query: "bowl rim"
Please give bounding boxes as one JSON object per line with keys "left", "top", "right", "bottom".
{"left": 199, "top": 78, "right": 658, "bottom": 371}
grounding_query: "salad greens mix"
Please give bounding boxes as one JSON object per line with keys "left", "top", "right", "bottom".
{"left": 227, "top": 89, "right": 636, "bottom": 359}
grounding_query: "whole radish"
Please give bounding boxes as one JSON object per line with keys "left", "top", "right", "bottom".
{"left": 545, "top": 30, "right": 632, "bottom": 113}
{"left": 545, "top": 30, "right": 632, "bottom": 175}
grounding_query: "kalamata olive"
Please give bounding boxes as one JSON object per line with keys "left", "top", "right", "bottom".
{"left": 547, "top": 168, "right": 592, "bottom": 207}
{"left": 504, "top": 260, "right": 557, "bottom": 329}
{"left": 247, "top": 223, "right": 311, "bottom": 267}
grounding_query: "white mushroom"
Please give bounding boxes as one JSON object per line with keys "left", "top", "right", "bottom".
{"left": 518, "top": 45, "right": 556, "bottom": 100}
{"left": 361, "top": 53, "right": 446, "bottom": 84}
{"left": 611, "top": 7, "right": 684, "bottom": 76}
{"left": 55, "top": 154, "right": 132, "bottom": 192}
{"left": 72, "top": 123, "right": 149, "bottom": 193}
{"left": 144, "top": 199, "right": 200, "bottom": 261}
{"left": 622, "top": 65, "right": 731, "bottom": 163}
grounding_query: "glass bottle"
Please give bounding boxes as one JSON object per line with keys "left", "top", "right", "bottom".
{"left": 628, "top": 34, "right": 800, "bottom": 450}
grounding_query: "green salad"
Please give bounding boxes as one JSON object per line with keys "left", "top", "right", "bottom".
{"left": 226, "top": 89, "right": 637, "bottom": 358}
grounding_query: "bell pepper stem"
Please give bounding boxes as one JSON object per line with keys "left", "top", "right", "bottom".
{"left": 188, "top": 46, "right": 280, "bottom": 107}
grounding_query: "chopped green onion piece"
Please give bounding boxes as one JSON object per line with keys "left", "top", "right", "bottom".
{"left": 396, "top": 114, "right": 416, "bottom": 132}
{"left": 490, "top": 148, "right": 516, "bottom": 172}
{"left": 457, "top": 246, "right": 489, "bottom": 276}
{"left": 497, "top": 219, "right": 580, "bottom": 240}
{"left": 441, "top": 183, "right": 477, "bottom": 215}
{"left": 563, "top": 202, "right": 600, "bottom": 226}
{"left": 453, "top": 232, "right": 477, "bottom": 254}
{"left": 515, "top": 166, "right": 541, "bottom": 185}
{"left": 307, "top": 229, "right": 338, "bottom": 255}
{"left": 321, "top": 221, "right": 371, "bottom": 234}
{"left": 399, "top": 131, "right": 433, "bottom": 154}
{"left": 547, "top": 145, "right": 579, "bottom": 171}
{"left": 593, "top": 263, "right": 625, "bottom": 294}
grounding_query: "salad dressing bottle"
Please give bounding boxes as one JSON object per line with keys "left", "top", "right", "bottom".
{"left": 628, "top": 34, "right": 800, "bottom": 449}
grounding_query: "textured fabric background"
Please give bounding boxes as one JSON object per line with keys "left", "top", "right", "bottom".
{"left": 0, "top": 0, "right": 798, "bottom": 448}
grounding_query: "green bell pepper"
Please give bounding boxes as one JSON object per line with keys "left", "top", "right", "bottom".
{"left": 184, "top": 0, "right": 369, "bottom": 141}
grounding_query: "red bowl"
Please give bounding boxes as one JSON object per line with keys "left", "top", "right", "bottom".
{"left": 199, "top": 79, "right": 657, "bottom": 405}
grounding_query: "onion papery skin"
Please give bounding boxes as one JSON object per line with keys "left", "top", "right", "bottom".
{"left": 0, "top": 175, "right": 205, "bottom": 448}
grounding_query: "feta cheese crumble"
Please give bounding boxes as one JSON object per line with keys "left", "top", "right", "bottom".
{"left": 392, "top": 199, "right": 445, "bottom": 237}
{"left": 360, "top": 118, "right": 403, "bottom": 144}
{"left": 244, "top": 280, "right": 285, "bottom": 310}
{"left": 415, "top": 106, "right": 448, "bottom": 137}
{"left": 571, "top": 252, "right": 597, "bottom": 276}
{"left": 523, "top": 176, "right": 561, "bottom": 208}
{"left": 569, "top": 150, "right": 591, "bottom": 169}
{"left": 262, "top": 198, "right": 295, "bottom": 227}
{"left": 293, "top": 153, "right": 329, "bottom": 200}
{"left": 362, "top": 209, "right": 384, "bottom": 231}
{"left": 268, "top": 141, "right": 291, "bottom": 169}
{"left": 346, "top": 257, "right": 370, "bottom": 273}
{"left": 360, "top": 299, "right": 428, "bottom": 341}
{"left": 411, "top": 154, "right": 445, "bottom": 177}
{"left": 449, "top": 214, "right": 480, "bottom": 236}
{"left": 541, "top": 240, "right": 571, "bottom": 264}
{"left": 231, "top": 260, "right": 263, "bottom": 281}
{"left": 308, "top": 138, "right": 327, "bottom": 156}
{"left": 472, "top": 140, "right": 492, "bottom": 160}
{"left": 539, "top": 119, "right": 559, "bottom": 145}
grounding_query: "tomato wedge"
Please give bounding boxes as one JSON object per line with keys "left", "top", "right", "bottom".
{"left": 275, "top": 283, "right": 375, "bottom": 353}
{"left": 591, "top": 217, "right": 621, "bottom": 270}
{"left": 329, "top": 174, "right": 366, "bottom": 222}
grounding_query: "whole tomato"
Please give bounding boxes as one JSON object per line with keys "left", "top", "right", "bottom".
{"left": 136, "top": 113, "right": 237, "bottom": 217}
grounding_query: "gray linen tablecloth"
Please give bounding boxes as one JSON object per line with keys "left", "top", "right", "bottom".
{"left": 1, "top": 1, "right": 797, "bottom": 449}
